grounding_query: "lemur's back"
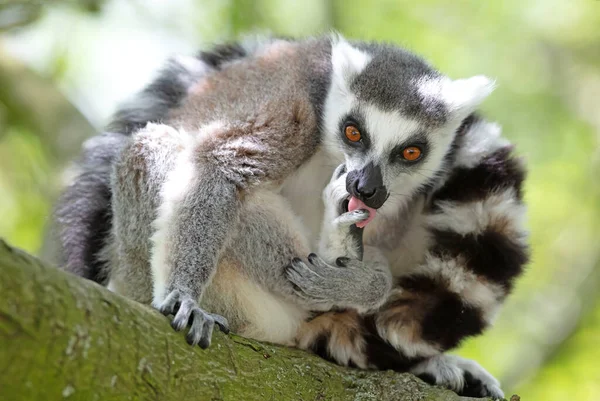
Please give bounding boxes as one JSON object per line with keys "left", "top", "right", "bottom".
{"left": 46, "top": 37, "right": 329, "bottom": 281}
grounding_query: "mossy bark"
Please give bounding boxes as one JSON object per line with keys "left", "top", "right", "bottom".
{"left": 0, "top": 239, "right": 484, "bottom": 401}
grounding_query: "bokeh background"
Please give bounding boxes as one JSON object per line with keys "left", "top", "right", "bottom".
{"left": 1, "top": 1, "right": 599, "bottom": 399}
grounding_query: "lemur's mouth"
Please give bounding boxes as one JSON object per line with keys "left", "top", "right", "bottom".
{"left": 348, "top": 197, "right": 377, "bottom": 228}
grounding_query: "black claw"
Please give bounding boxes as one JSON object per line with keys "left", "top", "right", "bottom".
{"left": 171, "top": 319, "right": 183, "bottom": 331}
{"left": 292, "top": 257, "right": 302, "bottom": 264}
{"left": 340, "top": 198, "right": 350, "bottom": 214}
{"left": 185, "top": 332, "right": 197, "bottom": 346}
{"left": 286, "top": 264, "right": 298, "bottom": 275}
{"left": 307, "top": 253, "right": 317, "bottom": 263}
{"left": 217, "top": 324, "right": 230, "bottom": 335}
{"left": 460, "top": 372, "right": 491, "bottom": 398}
{"left": 336, "top": 257, "right": 350, "bottom": 267}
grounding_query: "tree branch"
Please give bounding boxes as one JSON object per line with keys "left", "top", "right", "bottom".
{"left": 0, "top": 239, "right": 488, "bottom": 401}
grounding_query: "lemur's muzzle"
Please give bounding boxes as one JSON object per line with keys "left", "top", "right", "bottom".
{"left": 346, "top": 162, "right": 389, "bottom": 209}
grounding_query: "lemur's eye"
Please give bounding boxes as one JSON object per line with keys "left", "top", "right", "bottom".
{"left": 344, "top": 125, "right": 361, "bottom": 142}
{"left": 402, "top": 146, "right": 422, "bottom": 161}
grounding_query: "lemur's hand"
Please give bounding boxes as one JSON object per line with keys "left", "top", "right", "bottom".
{"left": 285, "top": 163, "right": 391, "bottom": 313}
{"left": 285, "top": 253, "right": 391, "bottom": 313}
{"left": 158, "top": 290, "right": 229, "bottom": 348}
{"left": 320, "top": 163, "right": 368, "bottom": 261}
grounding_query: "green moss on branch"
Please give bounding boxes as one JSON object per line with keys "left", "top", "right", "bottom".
{"left": 0, "top": 239, "right": 481, "bottom": 401}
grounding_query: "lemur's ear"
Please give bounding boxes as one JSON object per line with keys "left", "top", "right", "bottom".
{"left": 330, "top": 34, "right": 371, "bottom": 89}
{"left": 442, "top": 76, "right": 496, "bottom": 117}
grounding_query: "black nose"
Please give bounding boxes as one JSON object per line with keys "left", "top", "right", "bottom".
{"left": 346, "top": 162, "right": 389, "bottom": 209}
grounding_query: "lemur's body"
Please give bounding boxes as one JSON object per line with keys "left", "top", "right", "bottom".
{"left": 47, "top": 36, "right": 527, "bottom": 399}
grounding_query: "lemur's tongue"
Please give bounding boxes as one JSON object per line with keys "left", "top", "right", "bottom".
{"left": 348, "top": 197, "right": 377, "bottom": 228}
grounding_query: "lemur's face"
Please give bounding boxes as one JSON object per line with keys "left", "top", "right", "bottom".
{"left": 323, "top": 37, "right": 494, "bottom": 216}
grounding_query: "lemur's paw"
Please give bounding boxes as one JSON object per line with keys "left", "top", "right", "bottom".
{"left": 286, "top": 256, "right": 334, "bottom": 304}
{"left": 158, "top": 290, "right": 229, "bottom": 349}
{"left": 323, "top": 164, "right": 350, "bottom": 212}
{"left": 286, "top": 254, "right": 388, "bottom": 312}
{"left": 412, "top": 355, "right": 504, "bottom": 400}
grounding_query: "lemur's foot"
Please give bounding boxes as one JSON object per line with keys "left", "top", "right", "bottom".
{"left": 285, "top": 253, "right": 390, "bottom": 313}
{"left": 412, "top": 355, "right": 504, "bottom": 400}
{"left": 158, "top": 290, "right": 229, "bottom": 348}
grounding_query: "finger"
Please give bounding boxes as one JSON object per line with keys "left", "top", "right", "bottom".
{"left": 199, "top": 317, "right": 215, "bottom": 349}
{"left": 331, "top": 164, "right": 347, "bottom": 182}
{"left": 171, "top": 298, "right": 195, "bottom": 331}
{"left": 186, "top": 308, "right": 206, "bottom": 346}
{"left": 158, "top": 290, "right": 180, "bottom": 315}
{"left": 307, "top": 253, "right": 329, "bottom": 269}
{"left": 210, "top": 314, "right": 230, "bottom": 334}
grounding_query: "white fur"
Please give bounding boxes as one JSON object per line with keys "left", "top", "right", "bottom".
{"left": 417, "top": 75, "right": 495, "bottom": 119}
{"left": 174, "top": 55, "right": 211, "bottom": 86}
{"left": 106, "top": 278, "right": 119, "bottom": 293}
{"left": 411, "top": 354, "right": 504, "bottom": 399}
{"left": 364, "top": 105, "right": 422, "bottom": 157}
{"left": 330, "top": 34, "right": 371, "bottom": 83}
{"left": 281, "top": 149, "right": 340, "bottom": 247}
{"left": 360, "top": 103, "right": 458, "bottom": 208}
{"left": 411, "top": 354, "right": 466, "bottom": 392}
{"left": 426, "top": 188, "right": 528, "bottom": 239}
{"left": 147, "top": 122, "right": 222, "bottom": 306}
{"left": 420, "top": 255, "right": 505, "bottom": 324}
{"left": 321, "top": 36, "right": 371, "bottom": 161}
{"left": 216, "top": 277, "right": 308, "bottom": 346}
{"left": 378, "top": 324, "right": 440, "bottom": 359}
{"left": 329, "top": 341, "right": 368, "bottom": 368}
{"left": 455, "top": 119, "right": 510, "bottom": 168}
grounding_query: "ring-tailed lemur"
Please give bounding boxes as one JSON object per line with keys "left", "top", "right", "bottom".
{"left": 46, "top": 35, "right": 528, "bottom": 399}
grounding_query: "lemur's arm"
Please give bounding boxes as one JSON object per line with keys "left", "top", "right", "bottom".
{"left": 286, "top": 164, "right": 393, "bottom": 313}
{"left": 111, "top": 123, "right": 234, "bottom": 348}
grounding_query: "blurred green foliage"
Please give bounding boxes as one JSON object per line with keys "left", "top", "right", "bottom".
{"left": 1, "top": 0, "right": 599, "bottom": 399}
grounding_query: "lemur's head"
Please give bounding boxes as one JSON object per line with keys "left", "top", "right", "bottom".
{"left": 323, "top": 36, "right": 494, "bottom": 224}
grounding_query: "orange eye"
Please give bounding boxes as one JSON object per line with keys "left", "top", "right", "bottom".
{"left": 402, "top": 146, "right": 422, "bottom": 161}
{"left": 345, "top": 125, "right": 362, "bottom": 142}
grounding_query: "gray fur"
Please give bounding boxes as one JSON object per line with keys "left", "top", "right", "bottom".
{"left": 50, "top": 132, "right": 129, "bottom": 281}
{"left": 46, "top": 35, "right": 523, "bottom": 398}
{"left": 108, "top": 57, "right": 213, "bottom": 135}
{"left": 351, "top": 42, "right": 447, "bottom": 127}
{"left": 107, "top": 122, "right": 384, "bottom": 346}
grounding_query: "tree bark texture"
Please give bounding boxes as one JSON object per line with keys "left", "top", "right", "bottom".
{"left": 0, "top": 239, "right": 486, "bottom": 401}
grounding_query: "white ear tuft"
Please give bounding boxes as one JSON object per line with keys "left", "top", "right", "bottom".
{"left": 443, "top": 75, "right": 496, "bottom": 115}
{"left": 330, "top": 34, "right": 371, "bottom": 83}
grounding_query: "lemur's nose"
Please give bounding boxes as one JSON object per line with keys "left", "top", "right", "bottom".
{"left": 346, "top": 162, "right": 389, "bottom": 209}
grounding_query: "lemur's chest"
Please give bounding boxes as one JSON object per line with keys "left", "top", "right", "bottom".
{"left": 281, "top": 149, "right": 342, "bottom": 248}
{"left": 363, "top": 197, "right": 431, "bottom": 277}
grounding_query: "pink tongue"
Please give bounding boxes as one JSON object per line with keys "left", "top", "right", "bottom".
{"left": 348, "top": 197, "right": 377, "bottom": 228}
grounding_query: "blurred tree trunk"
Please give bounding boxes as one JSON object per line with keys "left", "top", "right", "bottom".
{"left": 0, "top": 239, "right": 482, "bottom": 401}
{"left": 0, "top": 48, "right": 95, "bottom": 164}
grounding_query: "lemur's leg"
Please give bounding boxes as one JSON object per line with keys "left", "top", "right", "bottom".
{"left": 111, "top": 124, "right": 232, "bottom": 342}
{"left": 140, "top": 100, "right": 319, "bottom": 347}
{"left": 286, "top": 164, "right": 392, "bottom": 313}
